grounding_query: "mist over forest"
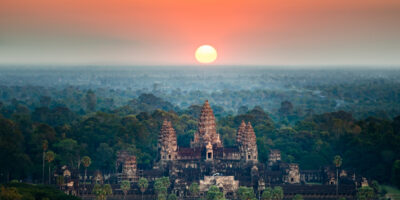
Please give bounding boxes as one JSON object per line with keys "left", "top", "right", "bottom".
{"left": 1, "top": 66, "right": 400, "bottom": 199}
{"left": 1, "top": 66, "right": 400, "bottom": 119}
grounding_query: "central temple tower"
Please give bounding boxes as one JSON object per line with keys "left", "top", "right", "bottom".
{"left": 191, "top": 100, "right": 222, "bottom": 148}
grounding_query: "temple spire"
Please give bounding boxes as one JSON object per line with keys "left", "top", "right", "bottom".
{"left": 236, "top": 120, "right": 246, "bottom": 145}
{"left": 191, "top": 100, "right": 222, "bottom": 147}
{"left": 240, "top": 122, "right": 258, "bottom": 162}
{"left": 158, "top": 120, "right": 178, "bottom": 161}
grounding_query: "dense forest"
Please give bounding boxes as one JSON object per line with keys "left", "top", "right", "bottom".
{"left": 1, "top": 67, "right": 400, "bottom": 199}
{"left": 1, "top": 89, "right": 400, "bottom": 190}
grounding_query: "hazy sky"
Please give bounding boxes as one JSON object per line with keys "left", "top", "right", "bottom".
{"left": 1, "top": 0, "right": 400, "bottom": 66}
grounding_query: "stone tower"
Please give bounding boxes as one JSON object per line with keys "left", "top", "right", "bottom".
{"left": 158, "top": 120, "right": 178, "bottom": 161}
{"left": 121, "top": 155, "right": 137, "bottom": 182}
{"left": 191, "top": 100, "right": 222, "bottom": 148}
{"left": 236, "top": 120, "right": 246, "bottom": 145}
{"left": 240, "top": 122, "right": 258, "bottom": 162}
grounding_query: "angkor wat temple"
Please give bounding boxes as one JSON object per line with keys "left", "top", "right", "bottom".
{"left": 117, "top": 100, "right": 363, "bottom": 199}
{"left": 64, "top": 100, "right": 366, "bottom": 199}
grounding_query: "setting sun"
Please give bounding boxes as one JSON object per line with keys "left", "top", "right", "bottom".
{"left": 195, "top": 45, "right": 217, "bottom": 64}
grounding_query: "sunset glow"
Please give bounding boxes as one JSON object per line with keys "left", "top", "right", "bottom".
{"left": 195, "top": 45, "right": 217, "bottom": 64}
{"left": 0, "top": 0, "right": 399, "bottom": 65}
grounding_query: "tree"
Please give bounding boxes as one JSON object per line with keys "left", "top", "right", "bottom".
{"left": 206, "top": 185, "right": 224, "bottom": 200}
{"left": 333, "top": 155, "right": 343, "bottom": 197}
{"left": 261, "top": 187, "right": 273, "bottom": 200}
{"left": 0, "top": 117, "right": 28, "bottom": 182}
{"left": 85, "top": 90, "right": 97, "bottom": 112}
{"left": 81, "top": 156, "right": 92, "bottom": 193}
{"left": 93, "top": 184, "right": 113, "bottom": 200}
{"left": 42, "top": 140, "right": 48, "bottom": 184}
{"left": 167, "top": 193, "right": 177, "bottom": 200}
{"left": 292, "top": 194, "right": 303, "bottom": 200}
{"left": 357, "top": 186, "right": 375, "bottom": 200}
{"left": 54, "top": 139, "right": 79, "bottom": 168}
{"left": 391, "top": 160, "right": 400, "bottom": 188}
{"left": 56, "top": 175, "right": 65, "bottom": 190}
{"left": 237, "top": 186, "right": 256, "bottom": 200}
{"left": 0, "top": 186, "right": 22, "bottom": 200}
{"left": 154, "top": 177, "right": 169, "bottom": 200}
{"left": 120, "top": 180, "right": 130, "bottom": 200}
{"left": 45, "top": 150, "right": 55, "bottom": 184}
{"left": 138, "top": 177, "right": 149, "bottom": 200}
{"left": 272, "top": 186, "right": 284, "bottom": 200}
{"left": 189, "top": 182, "right": 199, "bottom": 197}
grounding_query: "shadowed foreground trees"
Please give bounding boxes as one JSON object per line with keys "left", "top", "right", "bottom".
{"left": 333, "top": 155, "right": 343, "bottom": 196}
{"left": 189, "top": 182, "right": 199, "bottom": 197}
{"left": 356, "top": 186, "right": 375, "bottom": 200}
{"left": 1, "top": 183, "right": 80, "bottom": 200}
{"left": 45, "top": 150, "right": 55, "bottom": 184}
{"left": 154, "top": 177, "right": 170, "bottom": 200}
{"left": 138, "top": 177, "right": 148, "bottom": 200}
{"left": 81, "top": 156, "right": 91, "bottom": 193}
{"left": 120, "top": 180, "right": 130, "bottom": 200}
{"left": 237, "top": 186, "right": 256, "bottom": 200}
{"left": 206, "top": 185, "right": 225, "bottom": 200}
{"left": 93, "top": 184, "right": 112, "bottom": 200}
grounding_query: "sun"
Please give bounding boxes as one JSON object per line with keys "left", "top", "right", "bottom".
{"left": 195, "top": 45, "right": 217, "bottom": 64}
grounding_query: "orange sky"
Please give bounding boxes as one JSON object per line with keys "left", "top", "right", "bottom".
{"left": 1, "top": 0, "right": 399, "bottom": 66}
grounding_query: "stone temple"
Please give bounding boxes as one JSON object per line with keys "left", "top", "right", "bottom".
{"left": 65, "top": 100, "right": 361, "bottom": 199}
{"left": 147, "top": 100, "right": 359, "bottom": 199}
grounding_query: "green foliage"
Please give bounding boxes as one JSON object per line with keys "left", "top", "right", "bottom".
{"left": 81, "top": 156, "right": 92, "bottom": 168}
{"left": 167, "top": 193, "right": 177, "bottom": 200}
{"left": 237, "top": 186, "right": 255, "bottom": 200}
{"left": 392, "top": 160, "right": 400, "bottom": 188}
{"left": 1, "top": 85, "right": 400, "bottom": 186}
{"left": 120, "top": 180, "right": 130, "bottom": 196}
{"left": 357, "top": 186, "right": 375, "bottom": 200}
{"left": 272, "top": 186, "right": 284, "bottom": 200}
{"left": 333, "top": 155, "right": 343, "bottom": 168}
{"left": 138, "top": 177, "right": 149, "bottom": 194}
{"left": 1, "top": 183, "right": 80, "bottom": 200}
{"left": 0, "top": 186, "right": 22, "bottom": 200}
{"left": 292, "top": 194, "right": 303, "bottom": 200}
{"left": 261, "top": 187, "right": 273, "bottom": 200}
{"left": 157, "top": 192, "right": 167, "bottom": 200}
{"left": 189, "top": 182, "right": 200, "bottom": 197}
{"left": 93, "top": 184, "right": 112, "bottom": 200}
{"left": 154, "top": 177, "right": 170, "bottom": 200}
{"left": 206, "top": 185, "right": 224, "bottom": 200}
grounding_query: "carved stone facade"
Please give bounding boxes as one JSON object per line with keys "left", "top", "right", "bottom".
{"left": 156, "top": 101, "right": 258, "bottom": 165}
{"left": 268, "top": 149, "right": 281, "bottom": 167}
{"left": 199, "top": 176, "right": 239, "bottom": 196}
{"left": 239, "top": 122, "right": 258, "bottom": 162}
{"left": 191, "top": 100, "right": 222, "bottom": 148}
{"left": 116, "top": 151, "right": 138, "bottom": 183}
{"left": 106, "top": 100, "right": 358, "bottom": 199}
{"left": 284, "top": 164, "right": 300, "bottom": 184}
{"left": 158, "top": 120, "right": 178, "bottom": 161}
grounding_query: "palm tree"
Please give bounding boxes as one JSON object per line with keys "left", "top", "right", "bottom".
{"left": 333, "top": 155, "right": 343, "bottom": 197}
{"left": 189, "top": 182, "right": 199, "bottom": 197}
{"left": 138, "top": 177, "right": 149, "bottom": 200}
{"left": 272, "top": 186, "right": 283, "bottom": 200}
{"left": 120, "top": 180, "right": 130, "bottom": 200}
{"left": 81, "top": 156, "right": 92, "bottom": 194}
{"left": 93, "top": 184, "right": 112, "bottom": 200}
{"left": 45, "top": 150, "right": 55, "bottom": 184}
{"left": 42, "top": 140, "right": 48, "bottom": 184}
{"left": 56, "top": 175, "right": 64, "bottom": 190}
{"left": 261, "top": 187, "right": 273, "bottom": 200}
